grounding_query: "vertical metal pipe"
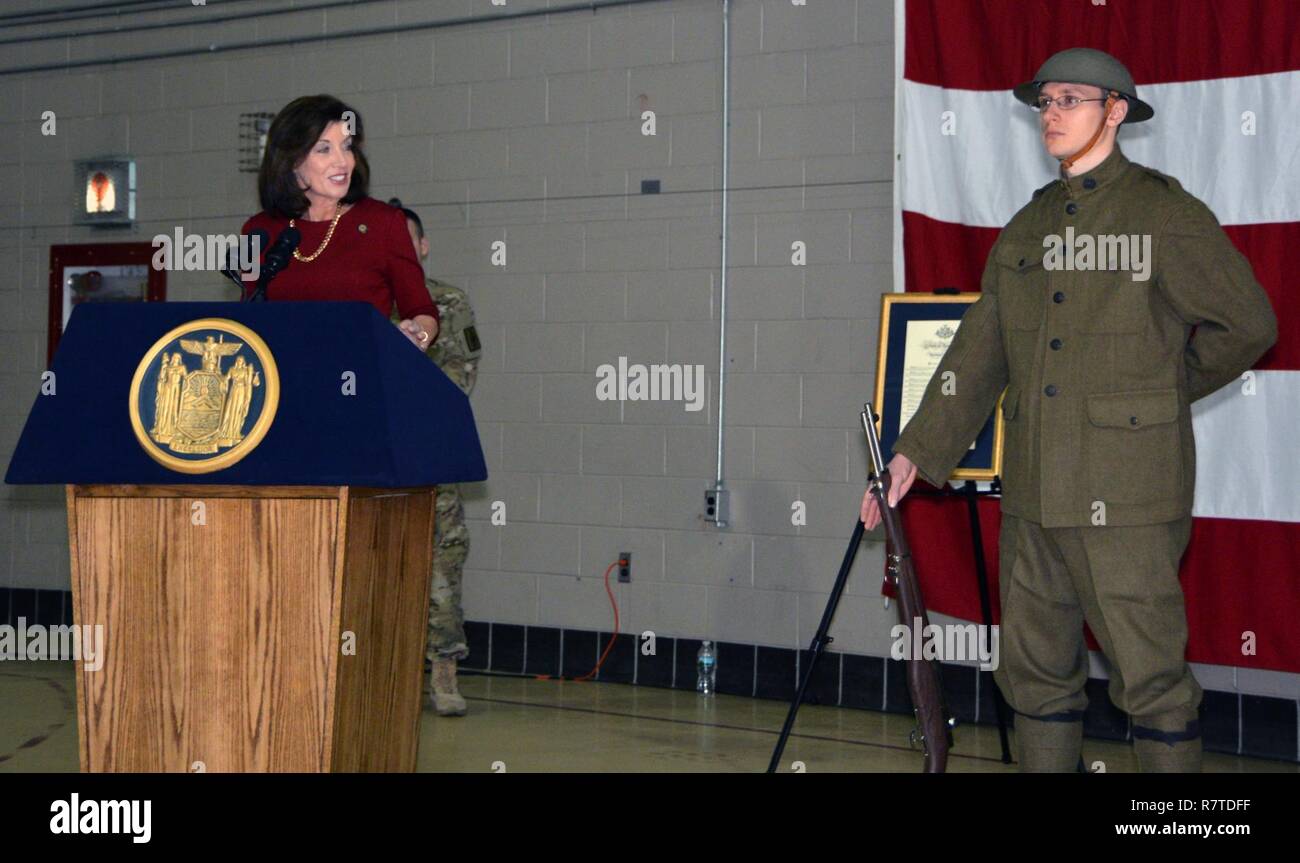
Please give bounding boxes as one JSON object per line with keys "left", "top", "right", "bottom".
{"left": 714, "top": 0, "right": 731, "bottom": 488}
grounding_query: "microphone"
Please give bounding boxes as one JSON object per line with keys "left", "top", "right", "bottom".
{"left": 248, "top": 226, "right": 300, "bottom": 303}
{"left": 225, "top": 229, "right": 270, "bottom": 299}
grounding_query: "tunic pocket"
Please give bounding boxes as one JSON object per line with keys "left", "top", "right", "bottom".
{"left": 1084, "top": 388, "right": 1182, "bottom": 505}
{"left": 994, "top": 242, "right": 1047, "bottom": 331}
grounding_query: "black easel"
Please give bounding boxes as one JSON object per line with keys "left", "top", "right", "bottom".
{"left": 766, "top": 517, "right": 865, "bottom": 773}
{"left": 902, "top": 479, "right": 1011, "bottom": 763}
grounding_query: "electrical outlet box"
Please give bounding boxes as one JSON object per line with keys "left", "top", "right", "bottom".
{"left": 704, "top": 487, "right": 729, "bottom": 528}
{"left": 618, "top": 552, "right": 632, "bottom": 583}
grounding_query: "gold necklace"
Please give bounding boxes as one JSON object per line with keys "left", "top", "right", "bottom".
{"left": 290, "top": 202, "right": 345, "bottom": 262}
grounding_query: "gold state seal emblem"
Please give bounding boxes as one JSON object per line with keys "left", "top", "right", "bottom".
{"left": 129, "top": 318, "right": 279, "bottom": 473}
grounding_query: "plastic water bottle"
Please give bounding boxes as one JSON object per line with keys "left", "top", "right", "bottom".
{"left": 696, "top": 640, "right": 717, "bottom": 695}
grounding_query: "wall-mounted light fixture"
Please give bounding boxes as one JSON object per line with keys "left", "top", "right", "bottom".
{"left": 74, "top": 158, "right": 136, "bottom": 226}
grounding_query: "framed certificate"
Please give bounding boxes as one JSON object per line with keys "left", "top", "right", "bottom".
{"left": 871, "top": 293, "right": 1006, "bottom": 481}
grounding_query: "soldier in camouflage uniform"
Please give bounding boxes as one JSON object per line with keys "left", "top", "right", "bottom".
{"left": 389, "top": 199, "right": 481, "bottom": 717}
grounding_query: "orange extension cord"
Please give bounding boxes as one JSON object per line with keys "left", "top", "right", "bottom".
{"left": 534, "top": 559, "right": 622, "bottom": 683}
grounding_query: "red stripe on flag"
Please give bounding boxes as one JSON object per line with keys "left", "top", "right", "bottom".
{"left": 897, "top": 495, "right": 1300, "bottom": 673}
{"left": 902, "top": 211, "right": 1299, "bottom": 372}
{"left": 905, "top": 0, "right": 1300, "bottom": 90}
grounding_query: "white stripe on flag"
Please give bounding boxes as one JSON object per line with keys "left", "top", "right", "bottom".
{"left": 1192, "top": 370, "right": 1300, "bottom": 524}
{"left": 900, "top": 71, "right": 1300, "bottom": 227}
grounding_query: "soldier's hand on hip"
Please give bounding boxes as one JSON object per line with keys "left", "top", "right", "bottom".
{"left": 860, "top": 454, "right": 919, "bottom": 530}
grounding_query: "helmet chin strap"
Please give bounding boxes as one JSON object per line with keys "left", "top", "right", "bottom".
{"left": 1060, "top": 90, "right": 1119, "bottom": 174}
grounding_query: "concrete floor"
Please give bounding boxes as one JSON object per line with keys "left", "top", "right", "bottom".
{"left": 2, "top": 662, "right": 1294, "bottom": 773}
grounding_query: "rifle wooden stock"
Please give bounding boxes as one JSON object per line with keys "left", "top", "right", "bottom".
{"left": 862, "top": 404, "right": 953, "bottom": 773}
{"left": 872, "top": 471, "right": 953, "bottom": 772}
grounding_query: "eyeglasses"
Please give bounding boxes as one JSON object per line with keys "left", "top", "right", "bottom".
{"left": 1033, "top": 94, "right": 1109, "bottom": 112}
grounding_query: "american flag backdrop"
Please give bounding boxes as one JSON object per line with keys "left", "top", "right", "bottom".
{"left": 890, "top": 0, "right": 1299, "bottom": 673}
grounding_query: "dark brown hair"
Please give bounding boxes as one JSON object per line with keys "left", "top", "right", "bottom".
{"left": 257, "top": 95, "right": 370, "bottom": 218}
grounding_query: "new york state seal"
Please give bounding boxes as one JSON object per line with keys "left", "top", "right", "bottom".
{"left": 128, "top": 318, "right": 279, "bottom": 473}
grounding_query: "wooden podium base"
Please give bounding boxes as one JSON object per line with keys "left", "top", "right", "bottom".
{"left": 65, "top": 484, "right": 435, "bottom": 772}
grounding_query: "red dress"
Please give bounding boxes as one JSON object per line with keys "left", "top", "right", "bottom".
{"left": 241, "top": 197, "right": 438, "bottom": 323}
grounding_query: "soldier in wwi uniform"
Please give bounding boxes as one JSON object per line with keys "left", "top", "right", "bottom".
{"left": 861, "top": 50, "right": 1277, "bottom": 771}
{"left": 389, "top": 198, "right": 481, "bottom": 717}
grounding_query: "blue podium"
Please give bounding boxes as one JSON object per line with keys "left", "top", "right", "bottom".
{"left": 6, "top": 302, "right": 487, "bottom": 772}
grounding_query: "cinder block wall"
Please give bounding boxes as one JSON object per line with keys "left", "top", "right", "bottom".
{"left": 1, "top": 0, "right": 1292, "bottom": 702}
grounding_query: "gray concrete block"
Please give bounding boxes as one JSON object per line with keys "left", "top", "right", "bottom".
{"left": 472, "top": 373, "right": 541, "bottom": 422}
{"left": 584, "top": 218, "right": 668, "bottom": 272}
{"left": 666, "top": 217, "right": 720, "bottom": 270}
{"left": 807, "top": 43, "right": 892, "bottom": 103}
{"left": 501, "top": 520, "right": 581, "bottom": 574}
{"left": 503, "top": 222, "right": 585, "bottom": 272}
{"left": 588, "top": 118, "right": 671, "bottom": 171}
{"left": 26, "top": 72, "right": 101, "bottom": 118}
{"left": 435, "top": 28, "right": 509, "bottom": 83}
{"left": 547, "top": 69, "right": 629, "bottom": 123}
{"left": 755, "top": 319, "right": 854, "bottom": 372}
{"left": 800, "top": 372, "right": 873, "bottom": 428}
{"left": 582, "top": 424, "right": 666, "bottom": 476}
{"left": 540, "top": 473, "right": 623, "bottom": 526}
{"left": 540, "top": 374, "right": 622, "bottom": 424}
{"left": 721, "top": 372, "right": 801, "bottom": 426}
{"left": 464, "top": 273, "right": 545, "bottom": 323}
{"left": 590, "top": 10, "right": 674, "bottom": 69}
{"left": 761, "top": 0, "right": 859, "bottom": 52}
{"left": 471, "top": 77, "right": 547, "bottom": 129}
{"left": 725, "top": 266, "right": 804, "bottom": 320}
{"left": 756, "top": 211, "right": 852, "bottom": 266}
{"left": 804, "top": 263, "right": 888, "bottom": 319}
{"left": 397, "top": 85, "right": 470, "bottom": 134}
{"left": 760, "top": 103, "right": 854, "bottom": 159}
{"left": 627, "top": 270, "right": 712, "bottom": 321}
{"left": 536, "top": 572, "right": 631, "bottom": 631}
{"left": 580, "top": 525, "right": 666, "bottom": 582}
{"left": 671, "top": 5, "right": 723, "bottom": 62}
{"left": 465, "top": 470, "right": 540, "bottom": 524}
{"left": 726, "top": 156, "right": 804, "bottom": 215}
{"left": 509, "top": 19, "right": 590, "bottom": 76}
{"left": 857, "top": 0, "right": 894, "bottom": 45}
{"left": 665, "top": 425, "right": 755, "bottom": 480}
{"left": 622, "top": 476, "right": 714, "bottom": 530}
{"left": 365, "top": 135, "right": 432, "bottom": 185}
{"left": 790, "top": 481, "right": 872, "bottom": 539}
{"left": 462, "top": 568, "right": 536, "bottom": 625}
{"left": 665, "top": 529, "right": 753, "bottom": 587}
{"left": 432, "top": 129, "right": 509, "bottom": 180}
{"left": 621, "top": 580, "right": 708, "bottom": 642}
{"left": 503, "top": 422, "right": 581, "bottom": 473}
{"left": 544, "top": 169, "right": 628, "bottom": 222}
{"left": 426, "top": 225, "right": 513, "bottom": 274}
{"left": 502, "top": 322, "right": 584, "bottom": 372}
{"left": 630, "top": 61, "right": 720, "bottom": 117}
{"left": 467, "top": 174, "right": 546, "bottom": 225}
{"left": 583, "top": 321, "right": 667, "bottom": 372}
{"left": 854, "top": 97, "right": 893, "bottom": 154}
{"left": 627, "top": 165, "right": 715, "bottom": 221}
{"left": 127, "top": 112, "right": 191, "bottom": 156}
{"left": 546, "top": 272, "right": 626, "bottom": 322}
{"left": 755, "top": 427, "right": 849, "bottom": 483}
{"left": 707, "top": 585, "right": 798, "bottom": 647}
{"left": 667, "top": 319, "right": 753, "bottom": 372}
{"left": 725, "top": 479, "right": 803, "bottom": 537}
{"left": 851, "top": 207, "right": 893, "bottom": 263}
{"left": 731, "top": 51, "right": 806, "bottom": 108}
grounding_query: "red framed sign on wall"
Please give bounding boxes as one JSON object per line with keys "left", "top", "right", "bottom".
{"left": 48, "top": 243, "right": 166, "bottom": 365}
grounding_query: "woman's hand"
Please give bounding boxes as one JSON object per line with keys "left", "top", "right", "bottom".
{"left": 397, "top": 314, "right": 439, "bottom": 349}
{"left": 859, "top": 453, "right": 919, "bottom": 530}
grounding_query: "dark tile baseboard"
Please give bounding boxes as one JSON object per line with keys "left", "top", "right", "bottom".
{"left": 2, "top": 588, "right": 1294, "bottom": 763}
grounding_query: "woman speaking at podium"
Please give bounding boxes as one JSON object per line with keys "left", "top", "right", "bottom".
{"left": 242, "top": 95, "right": 439, "bottom": 348}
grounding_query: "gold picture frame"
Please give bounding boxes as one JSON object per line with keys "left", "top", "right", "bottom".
{"left": 871, "top": 293, "right": 1006, "bottom": 482}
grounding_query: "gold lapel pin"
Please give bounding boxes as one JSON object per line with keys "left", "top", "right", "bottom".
{"left": 358, "top": 224, "right": 367, "bottom": 234}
